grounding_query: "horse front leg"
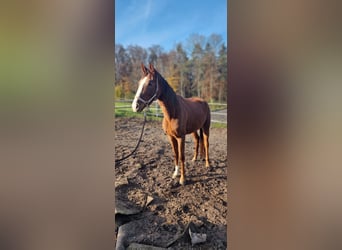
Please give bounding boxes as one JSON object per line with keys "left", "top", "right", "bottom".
{"left": 177, "top": 136, "right": 186, "bottom": 185}
{"left": 168, "top": 135, "right": 179, "bottom": 179}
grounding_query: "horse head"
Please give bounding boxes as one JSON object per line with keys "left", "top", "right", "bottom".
{"left": 132, "top": 63, "right": 159, "bottom": 112}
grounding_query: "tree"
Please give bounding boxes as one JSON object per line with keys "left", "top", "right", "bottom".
{"left": 191, "top": 43, "right": 205, "bottom": 98}
{"left": 208, "top": 33, "right": 223, "bottom": 56}
{"left": 115, "top": 44, "right": 132, "bottom": 99}
{"left": 217, "top": 44, "right": 227, "bottom": 103}
{"left": 184, "top": 60, "right": 195, "bottom": 97}
{"left": 127, "top": 45, "right": 148, "bottom": 97}
{"left": 164, "top": 50, "right": 180, "bottom": 93}
{"left": 114, "top": 33, "right": 227, "bottom": 103}
{"left": 203, "top": 42, "right": 216, "bottom": 101}
{"left": 148, "top": 45, "right": 163, "bottom": 69}
{"left": 175, "top": 43, "right": 188, "bottom": 97}
{"left": 185, "top": 33, "right": 206, "bottom": 57}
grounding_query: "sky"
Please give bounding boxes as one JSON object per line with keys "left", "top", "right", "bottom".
{"left": 115, "top": 0, "right": 227, "bottom": 52}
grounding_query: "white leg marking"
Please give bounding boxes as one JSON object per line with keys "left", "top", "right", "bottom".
{"left": 172, "top": 165, "right": 180, "bottom": 179}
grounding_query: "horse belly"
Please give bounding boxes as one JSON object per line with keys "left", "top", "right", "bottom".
{"left": 183, "top": 101, "right": 209, "bottom": 134}
{"left": 185, "top": 116, "right": 206, "bottom": 134}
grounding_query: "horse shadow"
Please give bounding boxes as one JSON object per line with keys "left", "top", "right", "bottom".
{"left": 182, "top": 160, "right": 227, "bottom": 185}
{"left": 185, "top": 175, "right": 226, "bottom": 186}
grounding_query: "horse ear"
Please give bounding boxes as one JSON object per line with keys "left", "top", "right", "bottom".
{"left": 141, "top": 63, "right": 148, "bottom": 76}
{"left": 149, "top": 63, "right": 155, "bottom": 74}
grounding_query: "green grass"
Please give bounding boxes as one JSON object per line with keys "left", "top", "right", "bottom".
{"left": 114, "top": 101, "right": 227, "bottom": 128}
{"left": 209, "top": 103, "right": 227, "bottom": 112}
{"left": 115, "top": 109, "right": 140, "bottom": 118}
{"left": 211, "top": 122, "right": 227, "bottom": 128}
{"left": 114, "top": 101, "right": 131, "bottom": 107}
{"left": 114, "top": 101, "right": 163, "bottom": 118}
{"left": 114, "top": 106, "right": 163, "bottom": 122}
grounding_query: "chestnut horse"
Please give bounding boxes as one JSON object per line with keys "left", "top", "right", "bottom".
{"left": 132, "top": 63, "right": 210, "bottom": 185}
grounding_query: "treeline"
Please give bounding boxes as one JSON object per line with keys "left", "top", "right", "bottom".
{"left": 115, "top": 33, "right": 227, "bottom": 103}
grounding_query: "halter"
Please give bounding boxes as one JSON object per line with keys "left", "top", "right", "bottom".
{"left": 138, "top": 74, "right": 159, "bottom": 107}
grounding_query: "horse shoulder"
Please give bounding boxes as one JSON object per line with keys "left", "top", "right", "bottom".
{"left": 166, "top": 119, "right": 186, "bottom": 138}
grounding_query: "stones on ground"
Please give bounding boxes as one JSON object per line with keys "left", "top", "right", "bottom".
{"left": 135, "top": 163, "right": 143, "bottom": 169}
{"left": 115, "top": 186, "right": 144, "bottom": 215}
{"left": 166, "top": 222, "right": 207, "bottom": 248}
{"left": 146, "top": 195, "right": 154, "bottom": 206}
{"left": 115, "top": 221, "right": 137, "bottom": 250}
{"left": 189, "top": 226, "right": 207, "bottom": 246}
{"left": 115, "top": 195, "right": 142, "bottom": 215}
{"left": 124, "top": 167, "right": 138, "bottom": 179}
{"left": 126, "top": 243, "right": 167, "bottom": 250}
{"left": 190, "top": 215, "right": 204, "bottom": 227}
{"left": 115, "top": 177, "right": 129, "bottom": 188}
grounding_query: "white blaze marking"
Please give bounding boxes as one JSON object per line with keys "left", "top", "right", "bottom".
{"left": 172, "top": 165, "right": 179, "bottom": 179}
{"left": 132, "top": 76, "right": 148, "bottom": 112}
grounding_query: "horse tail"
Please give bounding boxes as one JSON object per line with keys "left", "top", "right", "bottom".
{"left": 199, "top": 128, "right": 205, "bottom": 158}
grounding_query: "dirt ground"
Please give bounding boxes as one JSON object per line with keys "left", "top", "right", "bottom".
{"left": 115, "top": 116, "right": 227, "bottom": 249}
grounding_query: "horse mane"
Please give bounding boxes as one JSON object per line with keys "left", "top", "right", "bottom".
{"left": 154, "top": 70, "right": 179, "bottom": 118}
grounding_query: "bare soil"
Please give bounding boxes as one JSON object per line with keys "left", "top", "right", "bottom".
{"left": 115, "top": 117, "right": 227, "bottom": 249}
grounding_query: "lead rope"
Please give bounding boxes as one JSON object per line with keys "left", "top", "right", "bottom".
{"left": 115, "top": 111, "right": 147, "bottom": 164}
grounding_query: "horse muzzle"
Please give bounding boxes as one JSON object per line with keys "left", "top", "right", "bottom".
{"left": 132, "top": 100, "right": 146, "bottom": 113}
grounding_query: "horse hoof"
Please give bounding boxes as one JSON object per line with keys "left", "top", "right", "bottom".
{"left": 172, "top": 172, "right": 179, "bottom": 179}
{"left": 191, "top": 157, "right": 196, "bottom": 162}
{"left": 179, "top": 178, "right": 186, "bottom": 185}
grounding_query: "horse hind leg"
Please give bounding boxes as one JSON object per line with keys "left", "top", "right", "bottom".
{"left": 203, "top": 110, "right": 211, "bottom": 167}
{"left": 191, "top": 131, "right": 199, "bottom": 161}
{"left": 203, "top": 126, "right": 210, "bottom": 168}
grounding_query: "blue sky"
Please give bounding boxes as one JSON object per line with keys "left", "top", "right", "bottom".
{"left": 115, "top": 0, "right": 227, "bottom": 52}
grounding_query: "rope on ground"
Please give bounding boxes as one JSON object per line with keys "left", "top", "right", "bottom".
{"left": 115, "top": 112, "right": 147, "bottom": 164}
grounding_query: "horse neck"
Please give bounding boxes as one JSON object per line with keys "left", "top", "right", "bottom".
{"left": 156, "top": 74, "right": 178, "bottom": 119}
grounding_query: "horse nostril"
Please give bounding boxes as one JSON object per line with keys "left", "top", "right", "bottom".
{"left": 132, "top": 101, "right": 139, "bottom": 112}
{"left": 134, "top": 103, "right": 140, "bottom": 112}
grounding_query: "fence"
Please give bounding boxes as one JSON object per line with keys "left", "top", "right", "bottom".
{"left": 115, "top": 99, "right": 227, "bottom": 124}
